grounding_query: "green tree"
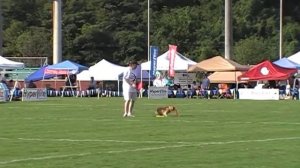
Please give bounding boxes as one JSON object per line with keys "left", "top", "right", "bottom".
{"left": 2, "top": 0, "right": 300, "bottom": 66}
{"left": 234, "top": 36, "right": 277, "bottom": 65}
{"left": 3, "top": 20, "right": 26, "bottom": 56}
{"left": 15, "top": 27, "right": 51, "bottom": 57}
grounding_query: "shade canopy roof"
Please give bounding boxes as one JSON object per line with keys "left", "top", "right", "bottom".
{"left": 208, "top": 71, "right": 246, "bottom": 83}
{"left": 45, "top": 60, "right": 88, "bottom": 75}
{"left": 239, "top": 60, "right": 297, "bottom": 81}
{"left": 25, "top": 65, "right": 56, "bottom": 82}
{"left": 188, "top": 56, "right": 249, "bottom": 72}
{"left": 273, "top": 57, "right": 300, "bottom": 69}
{"left": 0, "top": 56, "right": 25, "bottom": 69}
{"left": 288, "top": 51, "right": 300, "bottom": 64}
{"left": 77, "top": 59, "right": 127, "bottom": 81}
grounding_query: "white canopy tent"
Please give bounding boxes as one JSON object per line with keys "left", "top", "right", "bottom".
{"left": 77, "top": 59, "right": 127, "bottom": 96}
{"left": 0, "top": 56, "right": 25, "bottom": 101}
{"left": 141, "top": 51, "right": 196, "bottom": 71}
{"left": 77, "top": 59, "right": 127, "bottom": 81}
{"left": 0, "top": 56, "right": 25, "bottom": 69}
{"left": 288, "top": 51, "right": 300, "bottom": 64}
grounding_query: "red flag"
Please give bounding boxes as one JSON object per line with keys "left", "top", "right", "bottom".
{"left": 168, "top": 45, "right": 177, "bottom": 77}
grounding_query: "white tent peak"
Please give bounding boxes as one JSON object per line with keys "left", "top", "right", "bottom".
{"left": 90, "top": 59, "right": 124, "bottom": 70}
{"left": 77, "top": 59, "right": 127, "bottom": 81}
{"left": 288, "top": 51, "right": 300, "bottom": 64}
{"left": 141, "top": 51, "right": 196, "bottom": 71}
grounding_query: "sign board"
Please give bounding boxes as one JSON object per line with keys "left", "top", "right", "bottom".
{"left": 173, "top": 72, "right": 196, "bottom": 89}
{"left": 238, "top": 88, "right": 279, "bottom": 100}
{"left": 0, "top": 83, "right": 9, "bottom": 102}
{"left": 22, "top": 88, "right": 47, "bottom": 101}
{"left": 148, "top": 86, "right": 168, "bottom": 99}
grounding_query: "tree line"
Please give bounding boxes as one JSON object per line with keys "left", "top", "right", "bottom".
{"left": 2, "top": 0, "right": 300, "bottom": 66}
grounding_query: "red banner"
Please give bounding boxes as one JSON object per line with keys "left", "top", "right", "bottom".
{"left": 45, "top": 69, "right": 69, "bottom": 75}
{"left": 168, "top": 45, "right": 177, "bottom": 77}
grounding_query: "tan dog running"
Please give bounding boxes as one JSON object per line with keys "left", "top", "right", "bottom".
{"left": 155, "top": 106, "right": 179, "bottom": 117}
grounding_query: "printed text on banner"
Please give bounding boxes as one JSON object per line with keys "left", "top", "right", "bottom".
{"left": 150, "top": 46, "right": 159, "bottom": 78}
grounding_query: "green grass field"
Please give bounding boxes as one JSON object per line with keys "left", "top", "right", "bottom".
{"left": 0, "top": 97, "right": 300, "bottom": 168}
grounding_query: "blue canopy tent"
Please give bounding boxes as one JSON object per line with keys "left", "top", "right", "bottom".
{"left": 44, "top": 60, "right": 88, "bottom": 96}
{"left": 45, "top": 60, "right": 88, "bottom": 75}
{"left": 273, "top": 58, "right": 300, "bottom": 96}
{"left": 273, "top": 58, "right": 300, "bottom": 69}
{"left": 25, "top": 65, "right": 56, "bottom": 83}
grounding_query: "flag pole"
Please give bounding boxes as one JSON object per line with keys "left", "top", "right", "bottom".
{"left": 147, "top": 0, "right": 150, "bottom": 62}
{"left": 279, "top": 0, "right": 283, "bottom": 59}
{"left": 147, "top": 0, "right": 150, "bottom": 98}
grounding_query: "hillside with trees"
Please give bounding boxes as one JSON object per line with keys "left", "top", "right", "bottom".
{"left": 2, "top": 0, "right": 300, "bottom": 66}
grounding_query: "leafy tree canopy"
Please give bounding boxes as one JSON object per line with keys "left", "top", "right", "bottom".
{"left": 1, "top": 0, "right": 300, "bottom": 67}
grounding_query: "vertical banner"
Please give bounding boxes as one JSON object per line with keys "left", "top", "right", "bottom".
{"left": 168, "top": 45, "right": 177, "bottom": 77}
{"left": 150, "top": 46, "right": 159, "bottom": 78}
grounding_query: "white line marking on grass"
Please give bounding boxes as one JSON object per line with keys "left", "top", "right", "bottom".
{"left": 195, "top": 137, "right": 300, "bottom": 146}
{"left": 260, "top": 121, "right": 300, "bottom": 125}
{"left": 172, "top": 120, "right": 300, "bottom": 125}
{"left": 0, "top": 117, "right": 117, "bottom": 122}
{"left": 12, "top": 137, "right": 187, "bottom": 144}
{"left": 0, "top": 137, "right": 299, "bottom": 165}
{"left": 0, "top": 144, "right": 187, "bottom": 165}
{"left": 24, "top": 104, "right": 109, "bottom": 107}
{"left": 0, "top": 152, "right": 93, "bottom": 165}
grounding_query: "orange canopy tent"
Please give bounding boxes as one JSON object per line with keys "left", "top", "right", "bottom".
{"left": 208, "top": 71, "right": 247, "bottom": 83}
{"left": 188, "top": 56, "right": 249, "bottom": 72}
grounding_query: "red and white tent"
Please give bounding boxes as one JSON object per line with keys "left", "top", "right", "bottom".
{"left": 239, "top": 60, "right": 297, "bottom": 81}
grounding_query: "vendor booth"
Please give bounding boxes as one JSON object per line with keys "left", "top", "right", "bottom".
{"left": 238, "top": 60, "right": 297, "bottom": 100}
{"left": 44, "top": 60, "right": 88, "bottom": 97}
{"left": 188, "top": 56, "right": 250, "bottom": 99}
{"left": 77, "top": 59, "right": 127, "bottom": 97}
{"left": 0, "top": 56, "right": 25, "bottom": 101}
{"left": 188, "top": 56, "right": 249, "bottom": 72}
{"left": 141, "top": 51, "right": 197, "bottom": 99}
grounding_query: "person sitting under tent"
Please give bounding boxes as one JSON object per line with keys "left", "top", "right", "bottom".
{"left": 0, "top": 74, "right": 8, "bottom": 85}
{"left": 88, "top": 76, "right": 96, "bottom": 90}
{"left": 218, "top": 83, "right": 232, "bottom": 99}
{"left": 26, "top": 80, "right": 37, "bottom": 88}
{"left": 7, "top": 80, "right": 15, "bottom": 90}
{"left": 86, "top": 76, "right": 97, "bottom": 96}
{"left": 65, "top": 74, "right": 77, "bottom": 87}
{"left": 153, "top": 76, "right": 164, "bottom": 87}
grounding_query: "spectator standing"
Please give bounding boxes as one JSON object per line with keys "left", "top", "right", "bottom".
{"left": 201, "top": 74, "right": 210, "bottom": 90}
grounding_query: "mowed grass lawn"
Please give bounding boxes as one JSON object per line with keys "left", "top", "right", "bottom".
{"left": 0, "top": 97, "right": 300, "bottom": 168}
